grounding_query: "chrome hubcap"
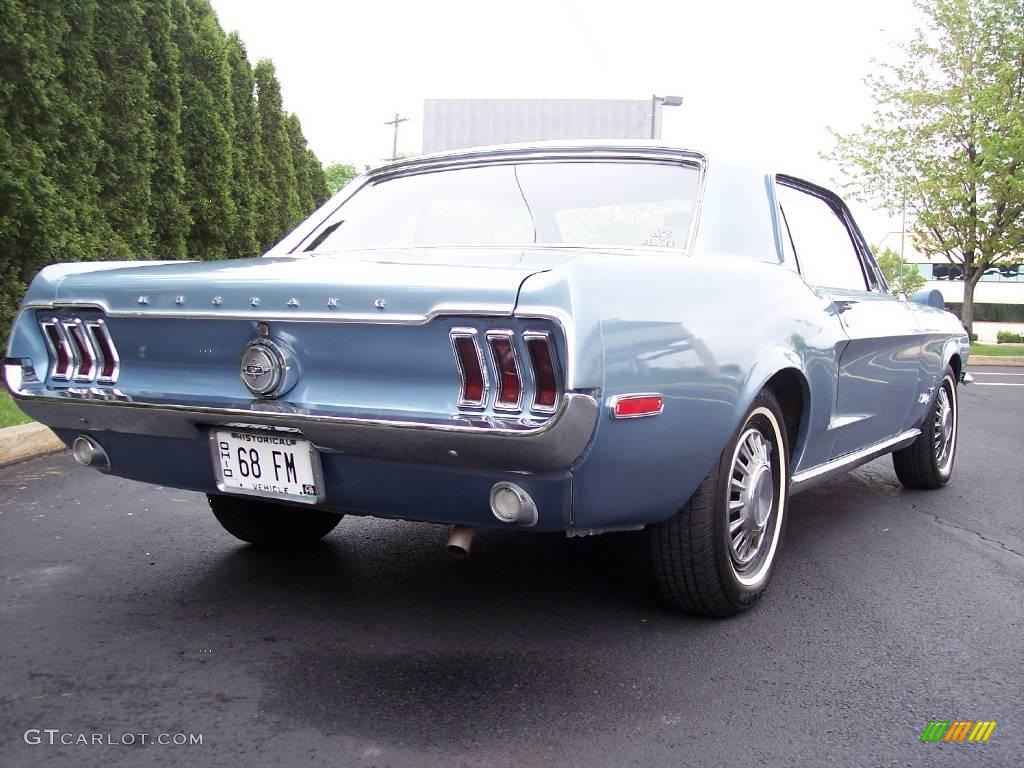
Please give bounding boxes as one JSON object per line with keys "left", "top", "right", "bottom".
{"left": 933, "top": 383, "right": 955, "bottom": 471}
{"left": 728, "top": 428, "right": 774, "bottom": 568}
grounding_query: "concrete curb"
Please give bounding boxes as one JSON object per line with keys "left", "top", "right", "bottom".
{"left": 969, "top": 355, "right": 1024, "bottom": 367}
{"left": 0, "top": 422, "right": 67, "bottom": 467}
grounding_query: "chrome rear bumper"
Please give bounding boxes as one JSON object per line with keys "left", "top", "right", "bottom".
{"left": 4, "top": 363, "right": 599, "bottom": 472}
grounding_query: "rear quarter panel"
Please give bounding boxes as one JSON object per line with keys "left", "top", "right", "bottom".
{"left": 516, "top": 253, "right": 848, "bottom": 531}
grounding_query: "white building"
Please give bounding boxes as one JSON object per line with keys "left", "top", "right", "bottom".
{"left": 422, "top": 98, "right": 663, "bottom": 154}
{"left": 876, "top": 233, "right": 1024, "bottom": 342}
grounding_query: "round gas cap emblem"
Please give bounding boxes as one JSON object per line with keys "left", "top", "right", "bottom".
{"left": 240, "top": 338, "right": 287, "bottom": 397}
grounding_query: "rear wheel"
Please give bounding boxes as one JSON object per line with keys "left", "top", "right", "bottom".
{"left": 649, "top": 388, "right": 790, "bottom": 617}
{"left": 208, "top": 494, "right": 342, "bottom": 548}
{"left": 892, "top": 368, "right": 958, "bottom": 489}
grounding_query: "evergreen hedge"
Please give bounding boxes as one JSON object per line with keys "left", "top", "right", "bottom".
{"left": 0, "top": 0, "right": 329, "bottom": 330}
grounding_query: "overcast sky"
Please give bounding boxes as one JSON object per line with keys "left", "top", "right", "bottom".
{"left": 210, "top": 0, "right": 922, "bottom": 244}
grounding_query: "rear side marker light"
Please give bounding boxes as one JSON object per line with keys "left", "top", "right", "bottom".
{"left": 487, "top": 332, "right": 522, "bottom": 410}
{"left": 610, "top": 394, "right": 664, "bottom": 419}
{"left": 41, "top": 320, "right": 73, "bottom": 380}
{"left": 524, "top": 332, "right": 558, "bottom": 411}
{"left": 451, "top": 330, "right": 487, "bottom": 407}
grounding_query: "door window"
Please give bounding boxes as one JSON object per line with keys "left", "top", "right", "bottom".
{"left": 776, "top": 184, "right": 867, "bottom": 290}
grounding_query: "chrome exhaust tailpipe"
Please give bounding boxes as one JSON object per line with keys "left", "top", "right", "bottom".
{"left": 72, "top": 435, "right": 111, "bottom": 473}
{"left": 446, "top": 525, "right": 475, "bottom": 559}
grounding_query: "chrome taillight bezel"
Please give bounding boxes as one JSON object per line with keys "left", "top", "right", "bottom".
{"left": 38, "top": 314, "right": 119, "bottom": 385}
{"left": 523, "top": 330, "right": 561, "bottom": 414}
{"left": 485, "top": 330, "right": 524, "bottom": 413}
{"left": 450, "top": 328, "right": 488, "bottom": 409}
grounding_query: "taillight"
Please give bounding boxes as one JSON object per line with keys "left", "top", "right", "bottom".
{"left": 64, "top": 320, "right": 97, "bottom": 380}
{"left": 41, "top": 320, "right": 73, "bottom": 380}
{"left": 39, "top": 315, "right": 119, "bottom": 384}
{"left": 451, "top": 330, "right": 486, "bottom": 407}
{"left": 87, "top": 320, "right": 119, "bottom": 382}
{"left": 524, "top": 332, "right": 558, "bottom": 411}
{"left": 487, "top": 332, "right": 522, "bottom": 410}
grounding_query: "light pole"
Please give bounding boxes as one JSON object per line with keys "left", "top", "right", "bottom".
{"left": 650, "top": 94, "right": 683, "bottom": 139}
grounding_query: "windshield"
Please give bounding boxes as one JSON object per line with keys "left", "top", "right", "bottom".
{"left": 302, "top": 161, "right": 701, "bottom": 252}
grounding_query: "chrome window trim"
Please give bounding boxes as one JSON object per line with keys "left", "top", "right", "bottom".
{"left": 522, "top": 330, "right": 561, "bottom": 414}
{"left": 449, "top": 327, "right": 489, "bottom": 409}
{"left": 485, "top": 329, "right": 524, "bottom": 413}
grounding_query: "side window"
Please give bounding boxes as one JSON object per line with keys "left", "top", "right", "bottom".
{"left": 776, "top": 184, "right": 868, "bottom": 290}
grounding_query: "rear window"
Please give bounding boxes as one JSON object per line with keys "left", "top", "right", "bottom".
{"left": 303, "top": 161, "right": 701, "bottom": 252}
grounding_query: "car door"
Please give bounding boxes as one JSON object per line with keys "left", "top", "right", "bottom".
{"left": 776, "top": 178, "right": 923, "bottom": 458}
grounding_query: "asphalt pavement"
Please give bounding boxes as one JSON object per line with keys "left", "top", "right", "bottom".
{"left": 1, "top": 367, "right": 1021, "bottom": 767}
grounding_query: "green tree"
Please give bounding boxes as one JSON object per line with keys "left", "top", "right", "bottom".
{"left": 176, "top": 0, "right": 236, "bottom": 259}
{"left": 324, "top": 162, "right": 357, "bottom": 194}
{"left": 144, "top": 0, "right": 191, "bottom": 258}
{"left": 254, "top": 58, "right": 301, "bottom": 248}
{"left": 0, "top": 0, "right": 63, "bottom": 330}
{"left": 872, "top": 246, "right": 928, "bottom": 294}
{"left": 225, "top": 32, "right": 262, "bottom": 258}
{"left": 826, "top": 0, "right": 1024, "bottom": 335}
{"left": 94, "top": 0, "right": 156, "bottom": 257}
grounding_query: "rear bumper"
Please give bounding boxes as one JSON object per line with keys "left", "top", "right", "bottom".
{"left": 49, "top": 427, "right": 575, "bottom": 531}
{"left": 5, "top": 361, "right": 599, "bottom": 473}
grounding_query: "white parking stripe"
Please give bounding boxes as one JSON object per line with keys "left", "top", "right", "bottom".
{"left": 973, "top": 382, "right": 1024, "bottom": 387}
{"left": 969, "top": 371, "right": 1024, "bottom": 376}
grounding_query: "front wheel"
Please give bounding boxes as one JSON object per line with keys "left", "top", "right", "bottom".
{"left": 208, "top": 494, "right": 343, "bottom": 548}
{"left": 892, "top": 367, "right": 959, "bottom": 490}
{"left": 649, "top": 388, "right": 790, "bottom": 617}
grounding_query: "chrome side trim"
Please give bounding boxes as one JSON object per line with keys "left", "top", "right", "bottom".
{"left": 11, "top": 389, "right": 600, "bottom": 473}
{"left": 790, "top": 428, "right": 921, "bottom": 493}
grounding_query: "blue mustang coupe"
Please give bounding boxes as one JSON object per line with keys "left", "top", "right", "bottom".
{"left": 4, "top": 142, "right": 969, "bottom": 616}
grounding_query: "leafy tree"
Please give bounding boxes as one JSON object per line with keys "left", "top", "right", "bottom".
{"left": 0, "top": 0, "right": 63, "bottom": 330}
{"left": 873, "top": 246, "right": 928, "bottom": 294}
{"left": 254, "top": 58, "right": 301, "bottom": 249}
{"left": 826, "top": 0, "right": 1024, "bottom": 335}
{"left": 176, "top": 0, "right": 236, "bottom": 259}
{"left": 144, "top": 0, "right": 191, "bottom": 259}
{"left": 225, "top": 32, "right": 262, "bottom": 258}
{"left": 93, "top": 0, "right": 156, "bottom": 257}
{"left": 324, "top": 162, "right": 357, "bottom": 194}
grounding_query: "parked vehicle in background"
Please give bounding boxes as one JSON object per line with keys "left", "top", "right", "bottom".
{"left": 4, "top": 142, "right": 970, "bottom": 616}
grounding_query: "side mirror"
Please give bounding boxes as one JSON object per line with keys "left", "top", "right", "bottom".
{"left": 910, "top": 288, "right": 945, "bottom": 310}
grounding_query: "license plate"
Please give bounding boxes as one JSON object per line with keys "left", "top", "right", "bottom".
{"left": 210, "top": 429, "right": 324, "bottom": 504}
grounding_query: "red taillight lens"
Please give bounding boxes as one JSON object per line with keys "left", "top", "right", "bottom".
{"left": 488, "top": 334, "right": 522, "bottom": 409}
{"left": 612, "top": 394, "right": 664, "bottom": 419}
{"left": 525, "top": 334, "right": 558, "bottom": 410}
{"left": 452, "top": 333, "right": 485, "bottom": 406}
{"left": 42, "top": 321, "right": 72, "bottom": 380}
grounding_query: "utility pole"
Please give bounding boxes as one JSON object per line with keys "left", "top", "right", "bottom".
{"left": 384, "top": 113, "right": 409, "bottom": 161}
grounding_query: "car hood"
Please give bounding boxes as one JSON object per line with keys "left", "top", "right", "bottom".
{"left": 36, "top": 248, "right": 580, "bottom": 321}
